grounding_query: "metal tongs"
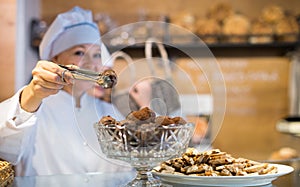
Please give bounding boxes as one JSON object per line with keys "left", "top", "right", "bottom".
{"left": 58, "top": 64, "right": 117, "bottom": 89}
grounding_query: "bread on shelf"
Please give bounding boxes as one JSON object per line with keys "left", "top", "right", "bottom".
{"left": 222, "top": 14, "right": 250, "bottom": 43}
{"left": 275, "top": 15, "right": 299, "bottom": 42}
{"left": 195, "top": 18, "right": 221, "bottom": 44}
{"left": 249, "top": 19, "right": 274, "bottom": 44}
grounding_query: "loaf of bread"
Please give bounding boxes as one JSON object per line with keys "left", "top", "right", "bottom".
{"left": 261, "top": 5, "right": 284, "bottom": 24}
{"left": 196, "top": 18, "right": 221, "bottom": 43}
{"left": 207, "top": 2, "right": 234, "bottom": 24}
{"left": 275, "top": 15, "right": 299, "bottom": 42}
{"left": 249, "top": 19, "right": 274, "bottom": 44}
{"left": 222, "top": 14, "right": 250, "bottom": 43}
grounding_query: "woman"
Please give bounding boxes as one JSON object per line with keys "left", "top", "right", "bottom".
{"left": 0, "top": 6, "right": 130, "bottom": 176}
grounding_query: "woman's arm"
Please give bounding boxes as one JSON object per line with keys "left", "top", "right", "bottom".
{"left": 0, "top": 89, "right": 37, "bottom": 163}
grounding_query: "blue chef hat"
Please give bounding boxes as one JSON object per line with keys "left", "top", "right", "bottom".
{"left": 39, "top": 6, "right": 114, "bottom": 67}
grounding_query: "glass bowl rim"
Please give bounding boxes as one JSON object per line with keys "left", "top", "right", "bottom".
{"left": 94, "top": 122, "right": 195, "bottom": 130}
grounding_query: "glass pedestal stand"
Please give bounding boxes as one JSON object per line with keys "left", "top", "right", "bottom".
{"left": 125, "top": 167, "right": 161, "bottom": 187}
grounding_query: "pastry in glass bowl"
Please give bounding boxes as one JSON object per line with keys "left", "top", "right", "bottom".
{"left": 94, "top": 107, "right": 195, "bottom": 186}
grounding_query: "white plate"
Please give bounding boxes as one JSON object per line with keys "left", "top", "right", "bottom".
{"left": 152, "top": 164, "right": 294, "bottom": 186}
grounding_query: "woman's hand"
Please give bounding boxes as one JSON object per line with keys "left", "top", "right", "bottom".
{"left": 20, "top": 60, "right": 73, "bottom": 112}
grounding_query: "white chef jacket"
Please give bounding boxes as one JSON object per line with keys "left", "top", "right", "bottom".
{"left": 0, "top": 89, "right": 131, "bottom": 176}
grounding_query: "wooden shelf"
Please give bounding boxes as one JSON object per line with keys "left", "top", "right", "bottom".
{"left": 107, "top": 41, "right": 300, "bottom": 58}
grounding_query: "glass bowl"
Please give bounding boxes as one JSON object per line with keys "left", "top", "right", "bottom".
{"left": 94, "top": 122, "right": 195, "bottom": 186}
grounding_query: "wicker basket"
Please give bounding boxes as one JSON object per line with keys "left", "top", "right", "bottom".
{"left": 0, "top": 161, "right": 14, "bottom": 187}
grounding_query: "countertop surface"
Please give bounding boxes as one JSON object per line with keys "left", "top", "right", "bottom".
{"left": 11, "top": 165, "right": 300, "bottom": 187}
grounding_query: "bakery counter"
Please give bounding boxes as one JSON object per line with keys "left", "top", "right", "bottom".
{"left": 11, "top": 162, "right": 300, "bottom": 187}
{"left": 12, "top": 171, "right": 136, "bottom": 187}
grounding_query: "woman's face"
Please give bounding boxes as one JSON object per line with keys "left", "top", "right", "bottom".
{"left": 53, "top": 44, "right": 103, "bottom": 96}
